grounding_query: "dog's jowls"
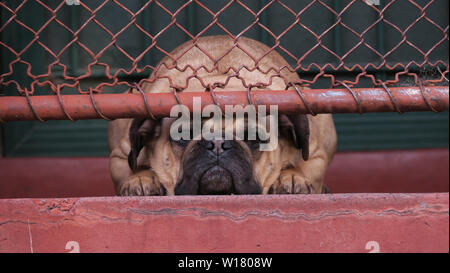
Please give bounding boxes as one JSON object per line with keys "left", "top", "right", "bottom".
{"left": 108, "top": 35, "right": 337, "bottom": 196}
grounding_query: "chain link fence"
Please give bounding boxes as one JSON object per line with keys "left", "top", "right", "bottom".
{"left": 0, "top": 0, "right": 448, "bottom": 122}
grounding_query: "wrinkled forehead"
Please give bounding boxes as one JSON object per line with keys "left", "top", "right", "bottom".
{"left": 206, "top": 114, "right": 277, "bottom": 131}
{"left": 160, "top": 114, "right": 277, "bottom": 137}
{"left": 163, "top": 114, "right": 276, "bottom": 127}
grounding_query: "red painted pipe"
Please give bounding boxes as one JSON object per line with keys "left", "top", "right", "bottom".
{"left": 0, "top": 86, "right": 448, "bottom": 121}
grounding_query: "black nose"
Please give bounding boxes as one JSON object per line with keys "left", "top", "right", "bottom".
{"left": 206, "top": 140, "right": 232, "bottom": 155}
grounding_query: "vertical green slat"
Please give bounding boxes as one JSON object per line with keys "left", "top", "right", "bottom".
{"left": 259, "top": 0, "right": 269, "bottom": 44}
{"left": 143, "top": 3, "right": 152, "bottom": 66}
{"left": 69, "top": 6, "right": 79, "bottom": 75}
{"left": 0, "top": 2, "right": 9, "bottom": 95}
{"left": 0, "top": 3, "right": 5, "bottom": 156}
{"left": 376, "top": 0, "right": 386, "bottom": 81}
{"left": 3, "top": 0, "right": 44, "bottom": 156}
{"left": 187, "top": 1, "right": 196, "bottom": 36}
{"left": 333, "top": 0, "right": 341, "bottom": 57}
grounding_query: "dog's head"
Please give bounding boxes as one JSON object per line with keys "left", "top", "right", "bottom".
{"left": 128, "top": 113, "right": 309, "bottom": 195}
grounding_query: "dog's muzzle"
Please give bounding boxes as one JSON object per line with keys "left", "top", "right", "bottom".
{"left": 199, "top": 165, "right": 233, "bottom": 194}
{"left": 199, "top": 140, "right": 234, "bottom": 194}
{"left": 175, "top": 139, "right": 261, "bottom": 195}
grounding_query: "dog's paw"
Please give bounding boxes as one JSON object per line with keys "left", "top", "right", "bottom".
{"left": 270, "top": 169, "right": 316, "bottom": 194}
{"left": 120, "top": 170, "right": 166, "bottom": 196}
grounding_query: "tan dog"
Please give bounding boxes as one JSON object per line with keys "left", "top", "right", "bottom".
{"left": 108, "top": 35, "right": 337, "bottom": 196}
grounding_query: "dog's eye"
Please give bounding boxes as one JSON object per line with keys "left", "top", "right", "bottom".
{"left": 176, "top": 139, "right": 190, "bottom": 146}
{"left": 170, "top": 136, "right": 190, "bottom": 147}
{"left": 245, "top": 139, "right": 260, "bottom": 150}
{"left": 243, "top": 131, "right": 269, "bottom": 150}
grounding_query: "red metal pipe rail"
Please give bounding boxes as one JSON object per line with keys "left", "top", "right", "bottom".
{"left": 0, "top": 86, "right": 448, "bottom": 122}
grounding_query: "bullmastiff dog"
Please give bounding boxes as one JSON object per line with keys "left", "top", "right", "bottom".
{"left": 108, "top": 35, "right": 337, "bottom": 196}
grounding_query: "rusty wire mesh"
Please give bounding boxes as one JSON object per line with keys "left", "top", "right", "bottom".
{"left": 0, "top": 0, "right": 448, "bottom": 121}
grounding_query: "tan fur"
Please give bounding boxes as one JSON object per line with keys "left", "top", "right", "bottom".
{"left": 108, "top": 35, "right": 337, "bottom": 195}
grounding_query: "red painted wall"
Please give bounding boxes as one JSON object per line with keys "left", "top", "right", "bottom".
{"left": 0, "top": 149, "right": 448, "bottom": 198}
{"left": 325, "top": 149, "right": 449, "bottom": 193}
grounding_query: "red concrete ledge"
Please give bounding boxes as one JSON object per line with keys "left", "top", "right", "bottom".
{"left": 0, "top": 193, "right": 448, "bottom": 253}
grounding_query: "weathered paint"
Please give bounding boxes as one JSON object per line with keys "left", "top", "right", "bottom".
{"left": 0, "top": 193, "right": 447, "bottom": 253}
{"left": 0, "top": 149, "right": 447, "bottom": 198}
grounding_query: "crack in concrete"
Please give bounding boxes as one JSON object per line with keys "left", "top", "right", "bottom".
{"left": 1, "top": 205, "right": 447, "bottom": 226}
{"left": 0, "top": 220, "right": 39, "bottom": 226}
{"left": 126, "top": 206, "right": 449, "bottom": 222}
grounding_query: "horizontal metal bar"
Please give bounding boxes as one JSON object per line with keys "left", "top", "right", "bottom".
{"left": 0, "top": 86, "right": 448, "bottom": 122}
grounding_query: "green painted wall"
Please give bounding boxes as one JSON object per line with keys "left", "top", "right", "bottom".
{"left": 2, "top": 112, "right": 448, "bottom": 157}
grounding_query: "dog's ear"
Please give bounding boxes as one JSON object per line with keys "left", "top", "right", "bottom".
{"left": 279, "top": 114, "right": 310, "bottom": 161}
{"left": 128, "top": 118, "right": 161, "bottom": 171}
